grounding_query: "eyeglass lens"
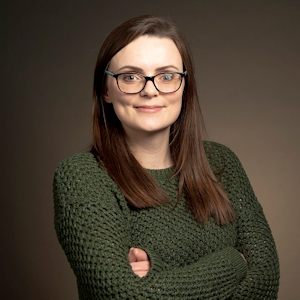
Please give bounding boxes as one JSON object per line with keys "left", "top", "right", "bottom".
{"left": 117, "top": 73, "right": 183, "bottom": 93}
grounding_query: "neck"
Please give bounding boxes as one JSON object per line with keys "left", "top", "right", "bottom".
{"left": 125, "top": 129, "right": 173, "bottom": 169}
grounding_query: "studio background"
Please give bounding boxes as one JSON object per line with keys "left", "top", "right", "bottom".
{"left": 1, "top": 0, "right": 299, "bottom": 299}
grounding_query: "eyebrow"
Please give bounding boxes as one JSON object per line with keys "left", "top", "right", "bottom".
{"left": 116, "top": 65, "right": 180, "bottom": 73}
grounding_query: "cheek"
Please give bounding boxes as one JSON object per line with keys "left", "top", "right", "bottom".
{"left": 111, "top": 95, "right": 135, "bottom": 110}
{"left": 108, "top": 93, "right": 136, "bottom": 122}
{"left": 105, "top": 79, "right": 128, "bottom": 104}
{"left": 174, "top": 101, "right": 183, "bottom": 121}
{"left": 170, "top": 93, "right": 183, "bottom": 115}
{"left": 107, "top": 84, "right": 132, "bottom": 106}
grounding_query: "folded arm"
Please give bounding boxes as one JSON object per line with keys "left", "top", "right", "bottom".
{"left": 53, "top": 153, "right": 247, "bottom": 300}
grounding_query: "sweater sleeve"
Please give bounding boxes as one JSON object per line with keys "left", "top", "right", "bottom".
{"left": 53, "top": 153, "right": 247, "bottom": 300}
{"left": 215, "top": 144, "right": 280, "bottom": 299}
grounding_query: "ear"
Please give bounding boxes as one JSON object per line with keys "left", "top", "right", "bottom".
{"left": 103, "top": 90, "right": 112, "bottom": 103}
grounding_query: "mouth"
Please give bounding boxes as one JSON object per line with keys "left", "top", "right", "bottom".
{"left": 134, "top": 105, "right": 164, "bottom": 113}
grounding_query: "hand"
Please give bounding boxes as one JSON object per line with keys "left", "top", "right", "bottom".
{"left": 128, "top": 247, "right": 151, "bottom": 277}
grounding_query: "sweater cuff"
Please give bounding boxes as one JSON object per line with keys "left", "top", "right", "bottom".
{"left": 227, "top": 247, "right": 248, "bottom": 281}
{"left": 145, "top": 249, "right": 168, "bottom": 274}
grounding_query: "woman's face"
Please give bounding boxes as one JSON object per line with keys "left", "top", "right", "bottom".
{"left": 104, "top": 36, "right": 184, "bottom": 138}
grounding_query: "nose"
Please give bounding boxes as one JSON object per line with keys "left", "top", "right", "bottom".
{"left": 140, "top": 79, "right": 159, "bottom": 97}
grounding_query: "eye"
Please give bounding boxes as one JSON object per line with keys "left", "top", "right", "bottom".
{"left": 159, "top": 73, "right": 175, "bottom": 81}
{"left": 120, "top": 73, "right": 142, "bottom": 82}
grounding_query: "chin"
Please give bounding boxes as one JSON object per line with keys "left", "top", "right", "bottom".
{"left": 139, "top": 125, "right": 171, "bottom": 134}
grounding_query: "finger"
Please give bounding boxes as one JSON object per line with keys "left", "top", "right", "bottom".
{"left": 133, "top": 270, "right": 148, "bottom": 278}
{"left": 130, "top": 261, "right": 151, "bottom": 272}
{"left": 132, "top": 248, "right": 149, "bottom": 262}
{"left": 128, "top": 248, "right": 137, "bottom": 263}
{"left": 130, "top": 261, "right": 150, "bottom": 278}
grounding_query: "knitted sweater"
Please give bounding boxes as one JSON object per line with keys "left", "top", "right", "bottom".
{"left": 53, "top": 141, "right": 280, "bottom": 300}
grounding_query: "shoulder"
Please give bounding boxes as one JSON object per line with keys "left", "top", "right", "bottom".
{"left": 204, "top": 140, "right": 237, "bottom": 157}
{"left": 53, "top": 154, "right": 131, "bottom": 237}
{"left": 204, "top": 141, "right": 260, "bottom": 209}
{"left": 55, "top": 152, "right": 100, "bottom": 175}
{"left": 54, "top": 152, "right": 102, "bottom": 183}
{"left": 53, "top": 152, "right": 117, "bottom": 200}
{"left": 203, "top": 141, "right": 252, "bottom": 194}
{"left": 203, "top": 141, "right": 242, "bottom": 173}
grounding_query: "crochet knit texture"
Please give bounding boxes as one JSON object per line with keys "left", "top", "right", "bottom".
{"left": 53, "top": 142, "right": 280, "bottom": 299}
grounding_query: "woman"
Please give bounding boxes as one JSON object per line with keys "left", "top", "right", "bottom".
{"left": 53, "top": 15, "right": 280, "bottom": 299}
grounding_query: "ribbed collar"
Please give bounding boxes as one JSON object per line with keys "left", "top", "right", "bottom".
{"left": 146, "top": 166, "right": 174, "bottom": 181}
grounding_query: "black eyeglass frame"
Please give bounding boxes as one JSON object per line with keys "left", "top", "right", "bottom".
{"left": 105, "top": 70, "right": 187, "bottom": 94}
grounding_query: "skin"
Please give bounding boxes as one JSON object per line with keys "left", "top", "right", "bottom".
{"left": 104, "top": 35, "right": 185, "bottom": 170}
{"left": 128, "top": 248, "right": 150, "bottom": 278}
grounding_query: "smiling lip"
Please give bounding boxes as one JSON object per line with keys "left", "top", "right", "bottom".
{"left": 135, "top": 106, "right": 164, "bottom": 113}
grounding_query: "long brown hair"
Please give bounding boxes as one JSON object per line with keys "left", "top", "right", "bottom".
{"left": 91, "top": 15, "right": 234, "bottom": 225}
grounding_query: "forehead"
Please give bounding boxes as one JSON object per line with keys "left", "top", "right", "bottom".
{"left": 110, "top": 36, "right": 183, "bottom": 71}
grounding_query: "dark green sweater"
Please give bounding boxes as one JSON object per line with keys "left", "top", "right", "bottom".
{"left": 53, "top": 142, "right": 279, "bottom": 299}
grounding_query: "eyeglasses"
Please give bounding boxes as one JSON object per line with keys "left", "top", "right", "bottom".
{"left": 105, "top": 70, "right": 187, "bottom": 94}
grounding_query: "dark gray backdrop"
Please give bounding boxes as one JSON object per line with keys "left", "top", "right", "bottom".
{"left": 1, "top": 0, "right": 299, "bottom": 299}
